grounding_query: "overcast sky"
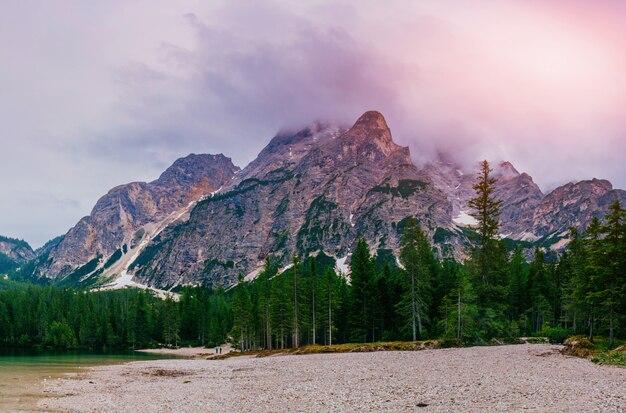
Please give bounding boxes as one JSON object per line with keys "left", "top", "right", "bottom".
{"left": 1, "top": 0, "right": 625, "bottom": 248}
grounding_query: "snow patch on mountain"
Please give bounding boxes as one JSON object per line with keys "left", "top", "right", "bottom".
{"left": 453, "top": 211, "right": 478, "bottom": 226}
{"left": 335, "top": 256, "right": 349, "bottom": 275}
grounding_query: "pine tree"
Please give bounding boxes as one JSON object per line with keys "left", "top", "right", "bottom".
{"left": 601, "top": 201, "right": 625, "bottom": 346}
{"left": 309, "top": 258, "right": 318, "bottom": 345}
{"left": 290, "top": 254, "right": 302, "bottom": 348}
{"left": 468, "top": 160, "right": 504, "bottom": 285}
{"left": 438, "top": 267, "right": 477, "bottom": 341}
{"left": 466, "top": 160, "right": 510, "bottom": 337}
{"left": 584, "top": 217, "right": 604, "bottom": 341}
{"left": 320, "top": 267, "right": 340, "bottom": 345}
{"left": 398, "top": 217, "right": 432, "bottom": 340}
{"left": 349, "top": 238, "right": 375, "bottom": 343}
{"left": 270, "top": 272, "right": 292, "bottom": 349}
{"left": 162, "top": 295, "right": 180, "bottom": 347}
{"left": 257, "top": 258, "right": 276, "bottom": 349}
{"left": 507, "top": 246, "right": 528, "bottom": 323}
{"left": 232, "top": 275, "right": 253, "bottom": 351}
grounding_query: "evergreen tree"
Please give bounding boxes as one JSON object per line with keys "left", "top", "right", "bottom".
{"left": 397, "top": 218, "right": 432, "bottom": 340}
{"left": 601, "top": 201, "right": 625, "bottom": 346}
{"left": 507, "top": 246, "right": 528, "bottom": 323}
{"left": 349, "top": 238, "right": 375, "bottom": 342}
{"left": 232, "top": 275, "right": 253, "bottom": 351}
{"left": 584, "top": 217, "right": 604, "bottom": 340}
{"left": 468, "top": 160, "right": 504, "bottom": 286}
{"left": 291, "top": 254, "right": 302, "bottom": 348}
{"left": 319, "top": 267, "right": 341, "bottom": 345}
{"left": 438, "top": 266, "right": 477, "bottom": 341}
{"left": 270, "top": 271, "right": 292, "bottom": 349}
{"left": 466, "top": 160, "right": 509, "bottom": 337}
{"left": 162, "top": 295, "right": 180, "bottom": 347}
{"left": 257, "top": 258, "right": 276, "bottom": 349}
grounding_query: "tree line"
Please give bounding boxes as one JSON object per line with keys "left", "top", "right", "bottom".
{"left": 0, "top": 285, "right": 231, "bottom": 350}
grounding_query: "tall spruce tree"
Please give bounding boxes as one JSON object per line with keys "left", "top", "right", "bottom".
{"left": 270, "top": 271, "right": 292, "bottom": 349}
{"left": 601, "top": 201, "right": 625, "bottom": 346}
{"left": 257, "top": 258, "right": 276, "bottom": 349}
{"left": 232, "top": 275, "right": 253, "bottom": 351}
{"left": 466, "top": 160, "right": 509, "bottom": 337}
{"left": 398, "top": 217, "right": 432, "bottom": 340}
{"left": 291, "top": 254, "right": 302, "bottom": 348}
{"left": 349, "top": 238, "right": 375, "bottom": 343}
{"left": 320, "top": 267, "right": 340, "bottom": 345}
{"left": 468, "top": 160, "right": 504, "bottom": 286}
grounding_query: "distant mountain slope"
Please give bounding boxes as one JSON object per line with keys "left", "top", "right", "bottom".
{"left": 28, "top": 154, "right": 240, "bottom": 284}
{"left": 529, "top": 179, "right": 626, "bottom": 249}
{"left": 0, "top": 235, "right": 35, "bottom": 273}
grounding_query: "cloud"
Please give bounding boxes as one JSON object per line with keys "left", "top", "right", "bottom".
{"left": 0, "top": 0, "right": 625, "bottom": 246}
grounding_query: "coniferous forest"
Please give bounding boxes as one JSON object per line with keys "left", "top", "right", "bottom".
{"left": 0, "top": 161, "right": 624, "bottom": 351}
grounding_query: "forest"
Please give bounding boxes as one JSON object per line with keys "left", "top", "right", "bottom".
{"left": 0, "top": 285, "right": 231, "bottom": 350}
{"left": 0, "top": 161, "right": 624, "bottom": 351}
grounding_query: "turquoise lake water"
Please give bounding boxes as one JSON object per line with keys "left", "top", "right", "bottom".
{"left": 0, "top": 349, "right": 172, "bottom": 412}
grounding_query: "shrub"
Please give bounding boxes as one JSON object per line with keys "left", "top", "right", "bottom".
{"left": 562, "top": 336, "right": 595, "bottom": 357}
{"left": 539, "top": 326, "right": 572, "bottom": 344}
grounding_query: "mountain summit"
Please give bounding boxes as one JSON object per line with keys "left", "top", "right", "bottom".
{"left": 338, "top": 111, "right": 406, "bottom": 161}
{"left": 28, "top": 153, "right": 239, "bottom": 283}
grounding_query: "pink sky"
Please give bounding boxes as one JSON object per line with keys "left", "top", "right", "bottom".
{"left": 0, "top": 0, "right": 624, "bottom": 246}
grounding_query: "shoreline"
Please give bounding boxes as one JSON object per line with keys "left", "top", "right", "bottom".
{"left": 135, "top": 344, "right": 233, "bottom": 359}
{"left": 38, "top": 344, "right": 626, "bottom": 412}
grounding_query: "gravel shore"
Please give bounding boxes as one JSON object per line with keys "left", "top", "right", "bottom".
{"left": 39, "top": 344, "right": 626, "bottom": 412}
{"left": 135, "top": 344, "right": 232, "bottom": 358}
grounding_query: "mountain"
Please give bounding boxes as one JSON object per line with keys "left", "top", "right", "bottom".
{"left": 423, "top": 158, "right": 626, "bottom": 251}
{"left": 423, "top": 159, "right": 544, "bottom": 239}
{"left": 19, "top": 110, "right": 626, "bottom": 289}
{"left": 28, "top": 154, "right": 239, "bottom": 284}
{"left": 0, "top": 235, "right": 35, "bottom": 274}
{"left": 527, "top": 179, "right": 626, "bottom": 249}
{"left": 131, "top": 111, "right": 452, "bottom": 288}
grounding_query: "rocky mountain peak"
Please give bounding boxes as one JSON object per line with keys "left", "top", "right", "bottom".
{"left": 339, "top": 111, "right": 400, "bottom": 159}
{"left": 494, "top": 161, "right": 521, "bottom": 179}
{"left": 154, "top": 153, "right": 239, "bottom": 189}
{"left": 0, "top": 235, "right": 35, "bottom": 272}
{"left": 551, "top": 178, "right": 613, "bottom": 198}
{"left": 232, "top": 123, "right": 344, "bottom": 186}
{"left": 588, "top": 178, "right": 613, "bottom": 193}
{"left": 28, "top": 153, "right": 240, "bottom": 282}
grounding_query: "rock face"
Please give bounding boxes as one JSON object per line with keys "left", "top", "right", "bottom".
{"left": 423, "top": 159, "right": 625, "bottom": 248}
{"left": 0, "top": 235, "right": 35, "bottom": 272}
{"left": 132, "top": 111, "right": 452, "bottom": 288}
{"left": 20, "top": 110, "right": 626, "bottom": 289}
{"left": 530, "top": 179, "right": 626, "bottom": 244}
{"left": 30, "top": 154, "right": 239, "bottom": 282}
{"left": 422, "top": 159, "right": 544, "bottom": 239}
{"left": 492, "top": 162, "right": 544, "bottom": 240}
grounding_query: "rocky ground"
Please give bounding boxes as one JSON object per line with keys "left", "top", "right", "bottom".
{"left": 39, "top": 344, "right": 626, "bottom": 412}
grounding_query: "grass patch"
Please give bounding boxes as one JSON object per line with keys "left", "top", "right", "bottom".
{"left": 211, "top": 337, "right": 557, "bottom": 361}
{"left": 591, "top": 351, "right": 626, "bottom": 367}
{"left": 212, "top": 340, "right": 455, "bottom": 360}
{"left": 562, "top": 336, "right": 626, "bottom": 367}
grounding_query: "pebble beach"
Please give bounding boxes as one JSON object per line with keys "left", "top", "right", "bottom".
{"left": 39, "top": 344, "right": 626, "bottom": 412}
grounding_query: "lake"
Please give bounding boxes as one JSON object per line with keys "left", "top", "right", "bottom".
{"left": 0, "top": 348, "right": 174, "bottom": 412}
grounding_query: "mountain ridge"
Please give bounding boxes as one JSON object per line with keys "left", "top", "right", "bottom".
{"left": 15, "top": 111, "right": 626, "bottom": 289}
